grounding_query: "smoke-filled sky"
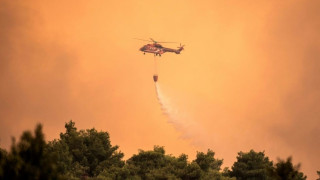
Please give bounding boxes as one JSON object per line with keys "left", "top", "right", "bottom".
{"left": 1, "top": 0, "right": 319, "bottom": 178}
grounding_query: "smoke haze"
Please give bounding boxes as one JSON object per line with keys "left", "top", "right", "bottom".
{"left": 1, "top": 0, "right": 320, "bottom": 178}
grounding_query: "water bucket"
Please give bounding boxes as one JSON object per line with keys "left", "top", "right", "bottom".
{"left": 153, "top": 74, "right": 158, "bottom": 82}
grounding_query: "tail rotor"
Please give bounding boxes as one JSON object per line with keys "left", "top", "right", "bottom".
{"left": 177, "top": 43, "right": 185, "bottom": 51}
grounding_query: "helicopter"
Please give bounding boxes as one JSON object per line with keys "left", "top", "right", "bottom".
{"left": 135, "top": 38, "right": 184, "bottom": 56}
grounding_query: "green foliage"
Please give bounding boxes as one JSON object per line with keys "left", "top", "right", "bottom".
{"left": 201, "top": 170, "right": 236, "bottom": 180}
{"left": 0, "top": 121, "right": 309, "bottom": 180}
{"left": 47, "top": 120, "right": 125, "bottom": 178}
{"left": 122, "top": 146, "right": 230, "bottom": 180}
{"left": 230, "top": 150, "right": 275, "bottom": 180}
{"left": 125, "top": 145, "right": 185, "bottom": 179}
{"left": 0, "top": 124, "right": 58, "bottom": 180}
{"left": 274, "top": 157, "right": 306, "bottom": 180}
{"left": 194, "top": 149, "right": 223, "bottom": 171}
{"left": 317, "top": 171, "right": 320, "bottom": 180}
{"left": 0, "top": 148, "right": 6, "bottom": 177}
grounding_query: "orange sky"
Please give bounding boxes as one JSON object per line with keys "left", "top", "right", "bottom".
{"left": 1, "top": 0, "right": 319, "bottom": 178}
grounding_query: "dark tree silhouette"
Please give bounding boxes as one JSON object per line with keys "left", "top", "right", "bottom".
{"left": 194, "top": 149, "right": 223, "bottom": 172}
{"left": 230, "top": 150, "right": 275, "bottom": 180}
{"left": 46, "top": 120, "right": 124, "bottom": 178}
{"left": 0, "top": 124, "right": 58, "bottom": 180}
{"left": 275, "top": 157, "right": 306, "bottom": 180}
{"left": 0, "top": 121, "right": 310, "bottom": 180}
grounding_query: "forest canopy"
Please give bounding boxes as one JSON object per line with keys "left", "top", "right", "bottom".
{"left": 0, "top": 121, "right": 311, "bottom": 180}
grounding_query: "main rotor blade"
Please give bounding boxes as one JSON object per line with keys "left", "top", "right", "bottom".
{"left": 157, "top": 41, "right": 178, "bottom": 43}
{"left": 150, "top": 38, "right": 177, "bottom": 43}
{"left": 135, "top": 38, "right": 178, "bottom": 44}
{"left": 133, "top": 38, "right": 153, "bottom": 42}
{"left": 150, "top": 38, "right": 156, "bottom": 42}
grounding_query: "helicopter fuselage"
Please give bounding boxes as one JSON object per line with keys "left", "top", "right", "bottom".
{"left": 139, "top": 43, "right": 183, "bottom": 56}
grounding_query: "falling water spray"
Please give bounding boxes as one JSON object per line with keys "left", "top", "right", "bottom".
{"left": 154, "top": 83, "right": 206, "bottom": 146}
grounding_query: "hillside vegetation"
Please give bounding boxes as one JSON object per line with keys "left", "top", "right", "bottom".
{"left": 0, "top": 121, "right": 312, "bottom": 180}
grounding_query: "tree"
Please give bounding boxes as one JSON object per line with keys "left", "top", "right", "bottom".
{"left": 274, "top": 157, "right": 306, "bottom": 180}
{"left": 194, "top": 149, "right": 223, "bottom": 172}
{"left": 46, "top": 139, "right": 73, "bottom": 178}
{"left": 0, "top": 148, "right": 7, "bottom": 178}
{"left": 124, "top": 145, "right": 205, "bottom": 180}
{"left": 230, "top": 150, "right": 275, "bottom": 180}
{"left": 181, "top": 162, "right": 202, "bottom": 180}
{"left": 192, "top": 150, "right": 234, "bottom": 180}
{"left": 0, "top": 124, "right": 58, "bottom": 180}
{"left": 123, "top": 146, "right": 231, "bottom": 180}
{"left": 317, "top": 171, "right": 320, "bottom": 180}
{"left": 46, "top": 120, "right": 124, "bottom": 178}
{"left": 125, "top": 146, "right": 172, "bottom": 179}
